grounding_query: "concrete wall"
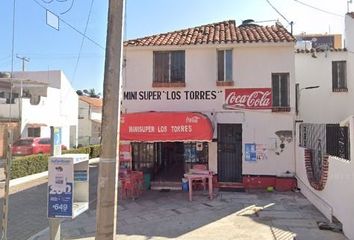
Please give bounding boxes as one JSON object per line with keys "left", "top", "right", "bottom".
{"left": 295, "top": 116, "right": 354, "bottom": 240}
{"left": 123, "top": 43, "right": 295, "bottom": 176}
{"left": 295, "top": 51, "right": 354, "bottom": 123}
{"left": 0, "top": 99, "right": 20, "bottom": 119}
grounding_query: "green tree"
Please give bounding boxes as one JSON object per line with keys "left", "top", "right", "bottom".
{"left": 83, "top": 88, "right": 101, "bottom": 98}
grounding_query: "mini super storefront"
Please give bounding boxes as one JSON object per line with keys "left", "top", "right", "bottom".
{"left": 119, "top": 112, "right": 213, "bottom": 183}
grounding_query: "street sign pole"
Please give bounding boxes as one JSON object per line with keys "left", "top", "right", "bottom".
{"left": 49, "top": 219, "right": 61, "bottom": 240}
{"left": 49, "top": 126, "right": 62, "bottom": 240}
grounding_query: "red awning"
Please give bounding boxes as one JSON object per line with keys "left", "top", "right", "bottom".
{"left": 120, "top": 112, "right": 213, "bottom": 142}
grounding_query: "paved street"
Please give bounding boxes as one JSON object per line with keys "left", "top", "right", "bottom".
{"left": 31, "top": 190, "right": 347, "bottom": 240}
{"left": 0, "top": 162, "right": 99, "bottom": 240}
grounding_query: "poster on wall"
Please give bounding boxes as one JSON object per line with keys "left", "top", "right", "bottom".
{"left": 256, "top": 144, "right": 267, "bottom": 160}
{"left": 47, "top": 158, "right": 73, "bottom": 218}
{"left": 245, "top": 143, "right": 257, "bottom": 161}
{"left": 119, "top": 142, "right": 132, "bottom": 162}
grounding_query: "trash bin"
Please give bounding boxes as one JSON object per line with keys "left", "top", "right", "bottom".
{"left": 144, "top": 173, "right": 151, "bottom": 190}
{"left": 181, "top": 178, "right": 189, "bottom": 191}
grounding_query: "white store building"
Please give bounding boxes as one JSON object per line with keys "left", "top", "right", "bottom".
{"left": 121, "top": 20, "right": 297, "bottom": 190}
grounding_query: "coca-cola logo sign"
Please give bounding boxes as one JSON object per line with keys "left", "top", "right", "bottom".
{"left": 224, "top": 88, "right": 272, "bottom": 110}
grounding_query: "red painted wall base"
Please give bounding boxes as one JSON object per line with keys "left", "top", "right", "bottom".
{"left": 243, "top": 175, "right": 297, "bottom": 191}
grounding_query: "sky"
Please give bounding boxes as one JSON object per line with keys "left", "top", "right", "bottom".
{"left": 0, "top": 0, "right": 352, "bottom": 94}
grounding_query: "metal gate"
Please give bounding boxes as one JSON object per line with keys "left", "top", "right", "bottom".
{"left": 217, "top": 124, "right": 242, "bottom": 182}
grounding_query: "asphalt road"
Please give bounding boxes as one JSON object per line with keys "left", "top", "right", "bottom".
{"left": 0, "top": 162, "right": 99, "bottom": 240}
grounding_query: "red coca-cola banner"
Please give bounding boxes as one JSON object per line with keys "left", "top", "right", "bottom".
{"left": 224, "top": 88, "right": 272, "bottom": 110}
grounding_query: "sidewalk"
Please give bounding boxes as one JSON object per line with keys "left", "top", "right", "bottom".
{"left": 28, "top": 190, "right": 347, "bottom": 240}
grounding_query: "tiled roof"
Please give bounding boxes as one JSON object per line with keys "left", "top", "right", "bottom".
{"left": 79, "top": 96, "right": 103, "bottom": 107}
{"left": 124, "top": 20, "right": 295, "bottom": 47}
{"left": 295, "top": 48, "right": 347, "bottom": 53}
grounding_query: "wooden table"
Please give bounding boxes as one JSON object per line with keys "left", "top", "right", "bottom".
{"left": 184, "top": 172, "right": 213, "bottom": 201}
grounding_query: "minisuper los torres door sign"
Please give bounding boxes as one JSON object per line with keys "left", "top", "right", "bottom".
{"left": 223, "top": 88, "right": 272, "bottom": 110}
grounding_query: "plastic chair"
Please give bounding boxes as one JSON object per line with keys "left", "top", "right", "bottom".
{"left": 119, "top": 176, "right": 136, "bottom": 200}
{"left": 131, "top": 171, "right": 144, "bottom": 196}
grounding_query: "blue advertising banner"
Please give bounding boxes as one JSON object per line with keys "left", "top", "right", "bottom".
{"left": 245, "top": 143, "right": 257, "bottom": 161}
{"left": 48, "top": 183, "right": 73, "bottom": 218}
{"left": 48, "top": 158, "right": 73, "bottom": 218}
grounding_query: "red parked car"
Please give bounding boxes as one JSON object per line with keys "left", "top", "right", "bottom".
{"left": 11, "top": 137, "right": 66, "bottom": 156}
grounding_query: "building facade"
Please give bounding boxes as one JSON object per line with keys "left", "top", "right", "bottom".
{"left": 0, "top": 70, "right": 78, "bottom": 154}
{"left": 121, "top": 20, "right": 296, "bottom": 189}
{"left": 294, "top": 12, "right": 354, "bottom": 240}
{"left": 78, "top": 96, "right": 102, "bottom": 146}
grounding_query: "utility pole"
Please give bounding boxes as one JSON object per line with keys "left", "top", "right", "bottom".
{"left": 16, "top": 55, "right": 29, "bottom": 98}
{"left": 95, "top": 0, "right": 125, "bottom": 239}
{"left": 16, "top": 55, "right": 29, "bottom": 71}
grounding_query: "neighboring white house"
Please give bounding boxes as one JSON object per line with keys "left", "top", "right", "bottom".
{"left": 295, "top": 12, "right": 354, "bottom": 240}
{"left": 121, "top": 20, "right": 296, "bottom": 190}
{"left": 0, "top": 70, "right": 78, "bottom": 153}
{"left": 78, "top": 95, "right": 102, "bottom": 146}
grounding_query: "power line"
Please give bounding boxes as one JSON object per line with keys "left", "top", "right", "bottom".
{"left": 32, "top": 0, "right": 105, "bottom": 50}
{"left": 72, "top": 0, "right": 95, "bottom": 82}
{"left": 265, "top": 0, "right": 293, "bottom": 33}
{"left": 294, "top": 0, "right": 344, "bottom": 18}
{"left": 265, "top": 0, "right": 291, "bottom": 24}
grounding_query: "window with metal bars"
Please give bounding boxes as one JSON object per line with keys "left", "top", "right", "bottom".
{"left": 131, "top": 143, "right": 155, "bottom": 170}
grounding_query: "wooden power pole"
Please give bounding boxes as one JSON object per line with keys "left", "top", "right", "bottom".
{"left": 96, "top": 0, "right": 125, "bottom": 239}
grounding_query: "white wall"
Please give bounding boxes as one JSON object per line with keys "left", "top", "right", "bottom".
{"left": 345, "top": 14, "right": 354, "bottom": 51}
{"left": 78, "top": 100, "right": 92, "bottom": 146}
{"left": 14, "top": 71, "right": 78, "bottom": 148}
{"left": 123, "top": 43, "right": 295, "bottom": 176}
{"left": 295, "top": 116, "right": 354, "bottom": 240}
{"left": 295, "top": 51, "right": 354, "bottom": 123}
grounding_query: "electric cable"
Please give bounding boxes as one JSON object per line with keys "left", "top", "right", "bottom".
{"left": 72, "top": 0, "right": 95, "bottom": 83}
{"left": 265, "top": 0, "right": 291, "bottom": 25}
{"left": 294, "top": 0, "right": 343, "bottom": 17}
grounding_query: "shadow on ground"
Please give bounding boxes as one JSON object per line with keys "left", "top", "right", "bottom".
{"left": 57, "top": 189, "right": 347, "bottom": 240}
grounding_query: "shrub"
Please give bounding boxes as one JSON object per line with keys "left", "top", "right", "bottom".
{"left": 90, "top": 144, "right": 101, "bottom": 158}
{"left": 62, "top": 146, "right": 91, "bottom": 155}
{"left": 11, "top": 154, "right": 49, "bottom": 179}
{"left": 10, "top": 144, "right": 101, "bottom": 179}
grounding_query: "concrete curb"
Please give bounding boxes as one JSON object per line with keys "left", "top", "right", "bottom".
{"left": 1, "top": 157, "right": 100, "bottom": 189}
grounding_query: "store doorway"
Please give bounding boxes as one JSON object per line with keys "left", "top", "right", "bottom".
{"left": 154, "top": 142, "right": 185, "bottom": 182}
{"left": 217, "top": 124, "right": 242, "bottom": 182}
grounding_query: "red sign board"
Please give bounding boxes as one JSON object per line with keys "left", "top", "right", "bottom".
{"left": 224, "top": 88, "right": 272, "bottom": 110}
{"left": 120, "top": 112, "right": 213, "bottom": 142}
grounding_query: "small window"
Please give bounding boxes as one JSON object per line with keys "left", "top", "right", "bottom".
{"left": 217, "top": 49, "right": 233, "bottom": 83}
{"left": 332, "top": 61, "right": 347, "bottom": 92}
{"left": 28, "top": 127, "right": 40, "bottom": 137}
{"left": 272, "top": 73, "right": 290, "bottom": 111}
{"left": 153, "top": 51, "right": 185, "bottom": 87}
